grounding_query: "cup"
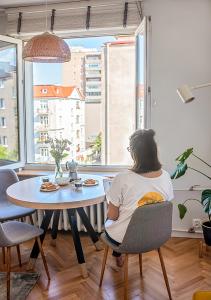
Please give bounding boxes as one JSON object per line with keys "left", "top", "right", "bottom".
{"left": 75, "top": 180, "right": 82, "bottom": 191}
{"left": 42, "top": 176, "right": 49, "bottom": 183}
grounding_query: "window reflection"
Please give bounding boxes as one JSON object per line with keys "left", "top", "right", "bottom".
{"left": 0, "top": 41, "right": 19, "bottom": 165}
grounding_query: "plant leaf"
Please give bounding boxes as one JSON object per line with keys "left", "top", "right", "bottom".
{"left": 178, "top": 204, "right": 187, "bottom": 219}
{"left": 201, "top": 189, "right": 211, "bottom": 216}
{"left": 176, "top": 148, "right": 193, "bottom": 163}
{"left": 171, "top": 162, "right": 188, "bottom": 179}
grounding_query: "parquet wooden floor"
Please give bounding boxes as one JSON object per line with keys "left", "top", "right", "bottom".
{"left": 2, "top": 232, "right": 211, "bottom": 300}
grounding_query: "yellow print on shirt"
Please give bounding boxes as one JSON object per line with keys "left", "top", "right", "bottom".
{"left": 137, "top": 192, "right": 164, "bottom": 207}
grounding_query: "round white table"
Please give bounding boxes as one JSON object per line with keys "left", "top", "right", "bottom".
{"left": 7, "top": 174, "right": 105, "bottom": 277}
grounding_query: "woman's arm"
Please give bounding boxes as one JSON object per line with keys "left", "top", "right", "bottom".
{"left": 107, "top": 202, "right": 119, "bottom": 221}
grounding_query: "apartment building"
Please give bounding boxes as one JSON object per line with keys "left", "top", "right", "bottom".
{"left": 102, "top": 37, "right": 136, "bottom": 165}
{"left": 33, "top": 85, "right": 85, "bottom": 163}
{"left": 0, "top": 62, "right": 18, "bottom": 161}
{"left": 62, "top": 48, "right": 103, "bottom": 150}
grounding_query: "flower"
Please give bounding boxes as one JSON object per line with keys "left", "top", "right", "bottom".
{"left": 47, "top": 138, "right": 71, "bottom": 162}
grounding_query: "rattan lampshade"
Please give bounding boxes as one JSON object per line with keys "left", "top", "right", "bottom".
{"left": 23, "top": 32, "right": 71, "bottom": 63}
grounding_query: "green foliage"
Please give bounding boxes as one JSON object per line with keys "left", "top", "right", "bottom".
{"left": 172, "top": 148, "right": 211, "bottom": 221}
{"left": 171, "top": 162, "right": 188, "bottom": 179}
{"left": 91, "top": 133, "right": 102, "bottom": 154}
{"left": 178, "top": 204, "right": 187, "bottom": 219}
{"left": 201, "top": 190, "right": 211, "bottom": 220}
{"left": 0, "top": 146, "right": 18, "bottom": 161}
{"left": 0, "top": 145, "right": 9, "bottom": 159}
{"left": 47, "top": 138, "right": 71, "bottom": 163}
{"left": 176, "top": 148, "right": 193, "bottom": 163}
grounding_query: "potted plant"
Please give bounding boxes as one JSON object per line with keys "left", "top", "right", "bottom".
{"left": 171, "top": 148, "right": 211, "bottom": 245}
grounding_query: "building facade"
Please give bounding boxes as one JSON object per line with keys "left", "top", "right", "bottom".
{"left": 61, "top": 48, "right": 103, "bottom": 154}
{"left": 102, "top": 37, "right": 136, "bottom": 165}
{"left": 0, "top": 61, "right": 18, "bottom": 162}
{"left": 33, "top": 85, "right": 85, "bottom": 163}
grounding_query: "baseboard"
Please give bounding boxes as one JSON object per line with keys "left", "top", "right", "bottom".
{"left": 172, "top": 229, "right": 203, "bottom": 239}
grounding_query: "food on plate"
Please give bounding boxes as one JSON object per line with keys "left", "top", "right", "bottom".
{"left": 40, "top": 182, "right": 58, "bottom": 191}
{"left": 84, "top": 178, "right": 97, "bottom": 185}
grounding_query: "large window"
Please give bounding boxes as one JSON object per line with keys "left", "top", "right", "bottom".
{"left": 0, "top": 37, "right": 21, "bottom": 166}
{"left": 24, "top": 33, "right": 146, "bottom": 166}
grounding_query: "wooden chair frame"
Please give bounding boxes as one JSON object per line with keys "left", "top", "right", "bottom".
{"left": 4, "top": 236, "right": 50, "bottom": 300}
{"left": 99, "top": 246, "right": 172, "bottom": 300}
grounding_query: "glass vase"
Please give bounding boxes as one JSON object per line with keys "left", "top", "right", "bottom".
{"left": 55, "top": 160, "right": 63, "bottom": 179}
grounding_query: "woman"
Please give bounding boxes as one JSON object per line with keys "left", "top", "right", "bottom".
{"left": 104, "top": 129, "right": 174, "bottom": 267}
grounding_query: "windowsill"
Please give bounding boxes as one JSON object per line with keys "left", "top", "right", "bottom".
{"left": 18, "top": 163, "right": 129, "bottom": 178}
{"left": 24, "top": 163, "right": 129, "bottom": 172}
{"left": 17, "top": 169, "right": 118, "bottom": 177}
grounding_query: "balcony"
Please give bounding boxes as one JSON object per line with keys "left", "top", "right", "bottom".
{"left": 34, "top": 125, "right": 49, "bottom": 132}
{"left": 86, "top": 87, "right": 101, "bottom": 93}
{"left": 36, "top": 108, "right": 49, "bottom": 115}
{"left": 85, "top": 72, "right": 101, "bottom": 78}
{"left": 37, "top": 138, "right": 48, "bottom": 144}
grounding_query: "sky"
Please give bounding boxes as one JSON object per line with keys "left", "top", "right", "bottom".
{"left": 0, "top": 47, "right": 16, "bottom": 66}
{"left": 33, "top": 36, "right": 115, "bottom": 85}
{"left": 0, "top": 35, "right": 144, "bottom": 84}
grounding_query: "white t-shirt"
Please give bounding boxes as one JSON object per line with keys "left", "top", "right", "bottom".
{"left": 105, "top": 169, "right": 174, "bottom": 243}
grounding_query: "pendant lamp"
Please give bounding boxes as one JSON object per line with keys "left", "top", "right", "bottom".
{"left": 22, "top": 1, "right": 71, "bottom": 63}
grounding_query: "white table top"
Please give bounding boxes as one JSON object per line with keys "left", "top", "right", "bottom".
{"left": 7, "top": 174, "right": 105, "bottom": 210}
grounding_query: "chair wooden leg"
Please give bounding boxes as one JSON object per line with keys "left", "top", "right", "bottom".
{"left": 6, "top": 247, "right": 11, "bottom": 300}
{"left": 99, "top": 245, "right": 109, "bottom": 286}
{"left": 16, "top": 245, "right": 21, "bottom": 267}
{"left": 124, "top": 254, "right": 128, "bottom": 300}
{"left": 139, "top": 253, "right": 143, "bottom": 278}
{"left": 29, "top": 215, "right": 34, "bottom": 225}
{"left": 157, "top": 248, "right": 172, "bottom": 300}
{"left": 36, "top": 237, "right": 50, "bottom": 281}
{"left": 2, "top": 247, "right": 5, "bottom": 264}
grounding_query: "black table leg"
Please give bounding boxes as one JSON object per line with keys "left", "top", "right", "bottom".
{"left": 51, "top": 210, "right": 61, "bottom": 241}
{"left": 67, "top": 209, "right": 88, "bottom": 278}
{"left": 76, "top": 207, "right": 99, "bottom": 243}
{"left": 30, "top": 210, "right": 54, "bottom": 259}
{"left": 76, "top": 207, "right": 103, "bottom": 251}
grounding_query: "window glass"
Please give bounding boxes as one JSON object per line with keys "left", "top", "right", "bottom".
{"left": 0, "top": 41, "right": 19, "bottom": 165}
{"left": 28, "top": 35, "right": 144, "bottom": 165}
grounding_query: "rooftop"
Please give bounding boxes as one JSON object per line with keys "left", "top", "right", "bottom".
{"left": 33, "top": 85, "right": 84, "bottom": 100}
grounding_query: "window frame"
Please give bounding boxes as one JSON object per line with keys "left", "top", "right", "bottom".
{"left": 23, "top": 19, "right": 150, "bottom": 171}
{"left": 0, "top": 34, "right": 25, "bottom": 170}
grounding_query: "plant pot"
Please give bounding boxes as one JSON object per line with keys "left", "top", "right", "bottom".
{"left": 202, "top": 221, "right": 211, "bottom": 246}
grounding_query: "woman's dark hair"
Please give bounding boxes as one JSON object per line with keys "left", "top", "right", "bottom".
{"left": 129, "top": 129, "right": 161, "bottom": 174}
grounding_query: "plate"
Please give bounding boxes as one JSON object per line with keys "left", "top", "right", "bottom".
{"left": 57, "top": 182, "right": 69, "bottom": 186}
{"left": 82, "top": 180, "right": 99, "bottom": 187}
{"left": 40, "top": 185, "right": 60, "bottom": 192}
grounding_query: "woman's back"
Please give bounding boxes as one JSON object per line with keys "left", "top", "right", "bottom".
{"left": 105, "top": 169, "right": 173, "bottom": 243}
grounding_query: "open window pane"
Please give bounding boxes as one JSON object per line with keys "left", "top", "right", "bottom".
{"left": 26, "top": 34, "right": 146, "bottom": 166}
{"left": 0, "top": 40, "right": 19, "bottom": 166}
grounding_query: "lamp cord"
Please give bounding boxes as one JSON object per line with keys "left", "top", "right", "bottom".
{"left": 45, "top": 0, "right": 47, "bottom": 32}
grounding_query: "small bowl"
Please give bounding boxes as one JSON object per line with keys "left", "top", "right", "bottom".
{"left": 55, "top": 177, "right": 70, "bottom": 186}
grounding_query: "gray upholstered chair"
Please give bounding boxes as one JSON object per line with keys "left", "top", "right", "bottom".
{"left": 0, "top": 169, "right": 36, "bottom": 265}
{"left": 0, "top": 220, "right": 50, "bottom": 300}
{"left": 0, "top": 169, "right": 36, "bottom": 222}
{"left": 99, "top": 201, "right": 173, "bottom": 300}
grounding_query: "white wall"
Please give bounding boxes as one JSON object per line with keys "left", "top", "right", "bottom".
{"left": 143, "top": 0, "right": 211, "bottom": 234}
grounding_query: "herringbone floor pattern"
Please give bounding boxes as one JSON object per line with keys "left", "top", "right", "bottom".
{"left": 3, "top": 232, "right": 211, "bottom": 300}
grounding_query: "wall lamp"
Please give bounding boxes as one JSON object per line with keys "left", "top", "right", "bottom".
{"left": 177, "top": 83, "right": 211, "bottom": 103}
